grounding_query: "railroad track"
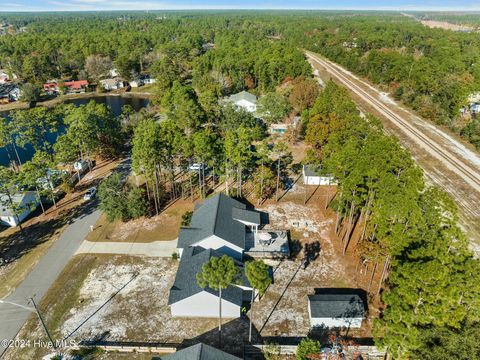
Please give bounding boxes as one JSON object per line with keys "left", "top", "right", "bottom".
{"left": 306, "top": 52, "right": 480, "bottom": 193}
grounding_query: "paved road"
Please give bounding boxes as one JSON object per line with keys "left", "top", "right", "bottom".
{"left": 75, "top": 239, "right": 178, "bottom": 257}
{"left": 0, "top": 157, "right": 131, "bottom": 358}
{"left": 0, "top": 204, "right": 101, "bottom": 358}
{"left": 306, "top": 51, "right": 480, "bottom": 250}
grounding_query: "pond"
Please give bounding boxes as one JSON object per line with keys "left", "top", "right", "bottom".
{"left": 0, "top": 95, "right": 149, "bottom": 166}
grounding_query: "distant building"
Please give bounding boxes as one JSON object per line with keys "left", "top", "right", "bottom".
{"left": 0, "top": 192, "right": 39, "bottom": 227}
{"left": 0, "top": 69, "right": 16, "bottom": 84}
{"left": 269, "top": 116, "right": 300, "bottom": 135}
{"left": 302, "top": 165, "right": 337, "bottom": 186}
{"left": 0, "top": 83, "right": 21, "bottom": 102}
{"left": 43, "top": 80, "right": 89, "bottom": 95}
{"left": 308, "top": 293, "right": 366, "bottom": 329}
{"left": 224, "top": 91, "right": 257, "bottom": 113}
{"left": 158, "top": 343, "right": 241, "bottom": 360}
{"left": 100, "top": 78, "right": 124, "bottom": 91}
{"left": 129, "top": 78, "right": 143, "bottom": 88}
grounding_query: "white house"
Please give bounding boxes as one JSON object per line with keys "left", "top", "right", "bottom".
{"left": 224, "top": 91, "right": 257, "bottom": 113}
{"left": 176, "top": 193, "right": 261, "bottom": 260}
{"left": 0, "top": 192, "right": 39, "bottom": 227}
{"left": 168, "top": 246, "right": 252, "bottom": 318}
{"left": 0, "top": 70, "right": 16, "bottom": 84}
{"left": 303, "top": 165, "right": 337, "bottom": 186}
{"left": 100, "top": 78, "right": 124, "bottom": 91}
{"left": 308, "top": 293, "right": 365, "bottom": 329}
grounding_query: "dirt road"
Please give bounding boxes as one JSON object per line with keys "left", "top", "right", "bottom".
{"left": 306, "top": 51, "right": 480, "bottom": 252}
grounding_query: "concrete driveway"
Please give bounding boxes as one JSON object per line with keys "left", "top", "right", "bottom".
{"left": 75, "top": 239, "right": 178, "bottom": 257}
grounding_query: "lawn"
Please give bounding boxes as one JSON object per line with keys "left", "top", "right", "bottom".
{"left": 86, "top": 200, "right": 194, "bottom": 243}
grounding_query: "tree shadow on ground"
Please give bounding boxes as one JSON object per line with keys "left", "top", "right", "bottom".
{"left": 0, "top": 197, "right": 98, "bottom": 265}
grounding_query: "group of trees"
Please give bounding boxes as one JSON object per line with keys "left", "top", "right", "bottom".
{"left": 0, "top": 100, "right": 125, "bottom": 222}
{"left": 304, "top": 81, "right": 480, "bottom": 358}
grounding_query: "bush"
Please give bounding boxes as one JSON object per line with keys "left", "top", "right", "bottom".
{"left": 181, "top": 211, "right": 193, "bottom": 226}
{"left": 171, "top": 251, "right": 179, "bottom": 260}
{"left": 296, "top": 338, "right": 320, "bottom": 360}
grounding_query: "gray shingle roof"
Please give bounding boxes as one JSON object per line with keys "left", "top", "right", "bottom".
{"left": 0, "top": 192, "right": 33, "bottom": 216}
{"left": 158, "top": 343, "right": 241, "bottom": 360}
{"left": 303, "top": 165, "right": 323, "bottom": 177}
{"left": 308, "top": 294, "right": 365, "bottom": 318}
{"left": 168, "top": 246, "right": 248, "bottom": 306}
{"left": 227, "top": 91, "right": 257, "bottom": 104}
{"left": 177, "top": 193, "right": 248, "bottom": 250}
{"left": 232, "top": 207, "right": 260, "bottom": 225}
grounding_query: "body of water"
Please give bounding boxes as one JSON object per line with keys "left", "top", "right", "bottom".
{"left": 0, "top": 95, "right": 149, "bottom": 166}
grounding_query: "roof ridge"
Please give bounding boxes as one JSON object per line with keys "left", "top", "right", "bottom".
{"left": 198, "top": 343, "right": 203, "bottom": 360}
{"left": 211, "top": 193, "right": 223, "bottom": 235}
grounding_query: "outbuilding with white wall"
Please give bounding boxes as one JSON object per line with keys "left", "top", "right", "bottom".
{"left": 308, "top": 293, "right": 365, "bottom": 329}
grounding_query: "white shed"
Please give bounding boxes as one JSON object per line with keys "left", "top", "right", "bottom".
{"left": 308, "top": 293, "right": 365, "bottom": 329}
{"left": 0, "top": 192, "right": 39, "bottom": 227}
{"left": 302, "top": 165, "right": 337, "bottom": 186}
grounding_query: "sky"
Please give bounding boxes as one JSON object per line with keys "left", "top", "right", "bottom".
{"left": 3, "top": 0, "right": 480, "bottom": 12}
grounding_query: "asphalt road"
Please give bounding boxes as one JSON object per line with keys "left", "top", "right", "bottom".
{"left": 0, "top": 202, "right": 101, "bottom": 358}
{"left": 0, "top": 157, "right": 131, "bottom": 358}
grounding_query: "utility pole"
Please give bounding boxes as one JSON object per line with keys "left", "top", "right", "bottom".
{"left": 29, "top": 297, "right": 57, "bottom": 351}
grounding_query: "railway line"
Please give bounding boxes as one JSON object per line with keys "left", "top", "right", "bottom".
{"left": 306, "top": 51, "right": 480, "bottom": 249}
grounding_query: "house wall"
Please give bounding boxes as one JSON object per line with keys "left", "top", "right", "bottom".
{"left": 193, "top": 235, "right": 244, "bottom": 260}
{"left": 170, "top": 290, "right": 240, "bottom": 318}
{"left": 0, "top": 192, "right": 38, "bottom": 227}
{"left": 304, "top": 175, "right": 336, "bottom": 186}
{"left": 310, "top": 317, "right": 363, "bottom": 329}
{"left": 235, "top": 99, "right": 256, "bottom": 113}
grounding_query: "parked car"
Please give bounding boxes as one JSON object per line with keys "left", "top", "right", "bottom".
{"left": 189, "top": 163, "right": 204, "bottom": 171}
{"left": 84, "top": 187, "right": 97, "bottom": 201}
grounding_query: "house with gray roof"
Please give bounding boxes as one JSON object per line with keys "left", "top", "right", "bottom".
{"left": 157, "top": 343, "right": 241, "bottom": 360}
{"left": 224, "top": 91, "right": 257, "bottom": 113}
{"left": 169, "top": 246, "right": 252, "bottom": 318}
{"left": 177, "top": 193, "right": 261, "bottom": 260}
{"left": 308, "top": 293, "right": 366, "bottom": 329}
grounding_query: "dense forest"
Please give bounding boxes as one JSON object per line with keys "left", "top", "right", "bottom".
{"left": 2, "top": 11, "right": 480, "bottom": 148}
{"left": 1, "top": 11, "right": 480, "bottom": 359}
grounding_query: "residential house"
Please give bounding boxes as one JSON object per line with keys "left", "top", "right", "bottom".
{"left": 302, "top": 165, "right": 337, "bottom": 186}
{"left": 308, "top": 293, "right": 366, "bottom": 329}
{"left": 269, "top": 116, "right": 300, "bottom": 135}
{"left": 43, "top": 80, "right": 89, "bottom": 95}
{"left": 0, "top": 69, "right": 16, "bottom": 84}
{"left": 168, "top": 246, "right": 253, "bottom": 318}
{"left": 0, "top": 192, "right": 39, "bottom": 227}
{"left": 141, "top": 74, "right": 156, "bottom": 84}
{"left": 224, "top": 91, "right": 257, "bottom": 113}
{"left": 100, "top": 78, "right": 124, "bottom": 91}
{"left": 129, "top": 78, "right": 143, "bottom": 88}
{"left": 64, "top": 80, "right": 88, "bottom": 94}
{"left": 177, "top": 193, "right": 261, "bottom": 260}
{"left": 0, "top": 83, "right": 20, "bottom": 102}
{"left": 157, "top": 343, "right": 241, "bottom": 359}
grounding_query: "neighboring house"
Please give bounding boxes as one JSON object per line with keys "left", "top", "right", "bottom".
{"left": 177, "top": 193, "right": 261, "bottom": 260}
{"left": 64, "top": 80, "right": 88, "bottom": 94}
{"left": 141, "top": 74, "right": 156, "bottom": 84}
{"left": 0, "top": 192, "right": 39, "bottom": 227}
{"left": 308, "top": 293, "right": 366, "bottom": 329}
{"left": 100, "top": 78, "right": 124, "bottom": 91}
{"left": 130, "top": 78, "right": 143, "bottom": 88}
{"left": 302, "top": 165, "right": 337, "bottom": 186}
{"left": 43, "top": 80, "right": 89, "bottom": 95}
{"left": 168, "top": 246, "right": 252, "bottom": 318}
{"left": 269, "top": 116, "right": 300, "bottom": 135}
{"left": 109, "top": 68, "right": 120, "bottom": 77}
{"left": 158, "top": 343, "right": 241, "bottom": 360}
{"left": 0, "top": 70, "right": 16, "bottom": 84}
{"left": 0, "top": 83, "right": 21, "bottom": 102}
{"left": 471, "top": 103, "right": 480, "bottom": 114}
{"left": 224, "top": 91, "right": 257, "bottom": 113}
